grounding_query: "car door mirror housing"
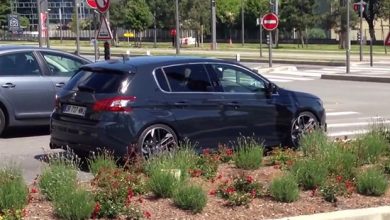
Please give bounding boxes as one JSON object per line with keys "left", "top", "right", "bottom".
{"left": 266, "top": 82, "right": 277, "bottom": 97}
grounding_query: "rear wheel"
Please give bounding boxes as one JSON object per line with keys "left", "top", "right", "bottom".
{"left": 0, "top": 109, "right": 6, "bottom": 136}
{"left": 138, "top": 124, "right": 178, "bottom": 158}
{"left": 290, "top": 111, "right": 319, "bottom": 148}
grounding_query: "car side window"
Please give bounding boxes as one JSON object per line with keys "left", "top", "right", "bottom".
{"left": 209, "top": 64, "right": 266, "bottom": 93}
{"left": 0, "top": 52, "right": 41, "bottom": 76}
{"left": 41, "top": 52, "right": 84, "bottom": 77}
{"left": 162, "top": 64, "right": 213, "bottom": 92}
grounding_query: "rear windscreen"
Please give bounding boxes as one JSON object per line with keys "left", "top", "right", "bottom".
{"left": 65, "top": 70, "right": 130, "bottom": 93}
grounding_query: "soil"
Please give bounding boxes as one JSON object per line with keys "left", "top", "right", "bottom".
{"left": 24, "top": 163, "right": 390, "bottom": 220}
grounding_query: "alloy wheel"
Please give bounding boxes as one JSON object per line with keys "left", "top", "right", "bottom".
{"left": 140, "top": 126, "right": 177, "bottom": 158}
{"left": 291, "top": 112, "right": 319, "bottom": 147}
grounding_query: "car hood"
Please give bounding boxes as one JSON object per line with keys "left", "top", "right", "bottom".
{"left": 278, "top": 88, "right": 320, "bottom": 100}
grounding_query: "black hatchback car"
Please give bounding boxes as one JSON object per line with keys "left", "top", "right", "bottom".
{"left": 50, "top": 56, "right": 326, "bottom": 157}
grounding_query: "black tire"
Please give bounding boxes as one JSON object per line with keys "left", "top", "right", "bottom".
{"left": 0, "top": 108, "right": 6, "bottom": 136}
{"left": 137, "top": 124, "right": 178, "bottom": 158}
{"left": 289, "top": 111, "right": 319, "bottom": 148}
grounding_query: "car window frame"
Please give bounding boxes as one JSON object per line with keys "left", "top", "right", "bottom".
{"left": 0, "top": 50, "right": 45, "bottom": 77}
{"left": 37, "top": 50, "right": 89, "bottom": 77}
{"left": 154, "top": 63, "right": 215, "bottom": 94}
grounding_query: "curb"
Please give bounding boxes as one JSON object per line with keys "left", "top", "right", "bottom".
{"left": 321, "top": 74, "right": 390, "bottom": 83}
{"left": 273, "top": 206, "right": 390, "bottom": 220}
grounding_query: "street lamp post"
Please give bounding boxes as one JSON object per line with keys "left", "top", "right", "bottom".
{"left": 241, "top": 0, "right": 244, "bottom": 46}
{"left": 75, "top": 0, "right": 80, "bottom": 55}
{"left": 359, "top": 0, "right": 363, "bottom": 61}
{"left": 346, "top": 0, "right": 351, "bottom": 73}
{"left": 175, "top": 0, "right": 180, "bottom": 55}
{"left": 211, "top": 0, "right": 216, "bottom": 50}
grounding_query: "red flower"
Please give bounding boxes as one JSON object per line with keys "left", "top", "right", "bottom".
{"left": 127, "top": 188, "right": 134, "bottom": 198}
{"left": 92, "top": 202, "right": 101, "bottom": 219}
{"left": 345, "top": 180, "right": 354, "bottom": 193}
{"left": 311, "top": 187, "right": 317, "bottom": 197}
{"left": 225, "top": 148, "right": 233, "bottom": 156}
{"left": 250, "top": 189, "right": 257, "bottom": 198}
{"left": 246, "top": 176, "right": 254, "bottom": 184}
{"left": 138, "top": 197, "right": 144, "bottom": 203}
{"left": 190, "top": 169, "right": 202, "bottom": 177}
{"left": 143, "top": 211, "right": 152, "bottom": 219}
{"left": 30, "top": 187, "right": 38, "bottom": 193}
{"left": 202, "top": 148, "right": 211, "bottom": 156}
{"left": 336, "top": 175, "right": 343, "bottom": 183}
{"left": 217, "top": 174, "right": 223, "bottom": 180}
{"left": 209, "top": 189, "right": 217, "bottom": 196}
{"left": 225, "top": 186, "right": 235, "bottom": 195}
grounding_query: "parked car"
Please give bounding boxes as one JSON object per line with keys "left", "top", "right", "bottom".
{"left": 50, "top": 56, "right": 326, "bottom": 158}
{"left": 0, "top": 45, "right": 91, "bottom": 135}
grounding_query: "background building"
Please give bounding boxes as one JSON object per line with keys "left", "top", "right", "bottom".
{"left": 10, "top": 0, "right": 91, "bottom": 30}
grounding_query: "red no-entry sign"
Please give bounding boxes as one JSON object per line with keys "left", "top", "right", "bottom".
{"left": 95, "top": 0, "right": 110, "bottom": 13}
{"left": 261, "top": 13, "right": 279, "bottom": 31}
{"left": 86, "top": 0, "right": 97, "bottom": 9}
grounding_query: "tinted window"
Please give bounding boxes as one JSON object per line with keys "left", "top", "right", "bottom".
{"left": 65, "top": 70, "right": 130, "bottom": 93}
{"left": 41, "top": 52, "right": 85, "bottom": 76}
{"left": 209, "top": 64, "right": 266, "bottom": 93}
{"left": 155, "top": 68, "right": 170, "bottom": 92}
{"left": 162, "top": 64, "right": 212, "bottom": 92}
{"left": 0, "top": 52, "right": 41, "bottom": 76}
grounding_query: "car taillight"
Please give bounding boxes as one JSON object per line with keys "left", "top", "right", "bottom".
{"left": 93, "top": 96, "right": 136, "bottom": 112}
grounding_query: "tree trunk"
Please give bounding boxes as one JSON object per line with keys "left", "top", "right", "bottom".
{"left": 339, "top": 32, "right": 345, "bottom": 49}
{"left": 299, "top": 30, "right": 304, "bottom": 48}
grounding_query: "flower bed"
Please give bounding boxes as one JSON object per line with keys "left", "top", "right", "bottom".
{"left": 1, "top": 127, "right": 390, "bottom": 220}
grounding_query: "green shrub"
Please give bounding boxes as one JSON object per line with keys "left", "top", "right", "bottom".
{"left": 0, "top": 166, "right": 28, "bottom": 211}
{"left": 173, "top": 184, "right": 207, "bottom": 213}
{"left": 299, "top": 130, "right": 329, "bottom": 157}
{"left": 234, "top": 137, "right": 264, "bottom": 170}
{"left": 147, "top": 170, "right": 180, "bottom": 198}
{"left": 321, "top": 144, "right": 357, "bottom": 180}
{"left": 88, "top": 150, "right": 117, "bottom": 176}
{"left": 38, "top": 164, "right": 77, "bottom": 201}
{"left": 53, "top": 187, "right": 94, "bottom": 220}
{"left": 353, "top": 131, "right": 389, "bottom": 165}
{"left": 291, "top": 158, "right": 328, "bottom": 190}
{"left": 356, "top": 168, "right": 388, "bottom": 196}
{"left": 144, "top": 144, "right": 198, "bottom": 180}
{"left": 192, "top": 149, "right": 220, "bottom": 179}
{"left": 269, "top": 174, "right": 299, "bottom": 203}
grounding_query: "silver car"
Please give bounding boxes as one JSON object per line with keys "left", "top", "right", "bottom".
{"left": 0, "top": 45, "right": 90, "bottom": 135}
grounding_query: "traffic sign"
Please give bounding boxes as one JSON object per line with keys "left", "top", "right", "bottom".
{"left": 96, "top": 15, "right": 113, "bottom": 40}
{"left": 86, "top": 0, "right": 97, "bottom": 9}
{"left": 7, "top": 14, "right": 20, "bottom": 32}
{"left": 385, "top": 32, "right": 390, "bottom": 46}
{"left": 95, "top": 0, "right": 110, "bottom": 13}
{"left": 261, "top": 13, "right": 279, "bottom": 31}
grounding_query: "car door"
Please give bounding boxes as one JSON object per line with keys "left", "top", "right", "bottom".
{"left": 155, "top": 63, "right": 226, "bottom": 148}
{"left": 0, "top": 51, "right": 55, "bottom": 120}
{"left": 38, "top": 51, "right": 87, "bottom": 93}
{"left": 206, "top": 63, "right": 279, "bottom": 146}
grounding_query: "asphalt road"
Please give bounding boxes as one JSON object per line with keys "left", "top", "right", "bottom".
{"left": 1, "top": 62, "right": 389, "bottom": 183}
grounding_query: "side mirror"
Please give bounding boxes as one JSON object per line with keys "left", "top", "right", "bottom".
{"left": 266, "top": 82, "right": 277, "bottom": 97}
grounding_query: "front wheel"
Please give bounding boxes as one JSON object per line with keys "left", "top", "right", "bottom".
{"left": 290, "top": 111, "right": 319, "bottom": 148}
{"left": 0, "top": 109, "right": 6, "bottom": 136}
{"left": 138, "top": 124, "right": 178, "bottom": 158}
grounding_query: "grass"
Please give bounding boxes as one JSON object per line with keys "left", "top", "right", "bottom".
{"left": 322, "top": 144, "right": 358, "bottom": 180}
{"left": 353, "top": 131, "right": 389, "bottom": 165}
{"left": 291, "top": 158, "right": 328, "bottom": 190}
{"left": 233, "top": 137, "right": 264, "bottom": 170}
{"left": 147, "top": 169, "right": 180, "bottom": 198}
{"left": 298, "top": 130, "right": 329, "bottom": 157}
{"left": 356, "top": 168, "right": 388, "bottom": 196}
{"left": 173, "top": 184, "right": 207, "bottom": 213}
{"left": 269, "top": 174, "right": 299, "bottom": 203}
{"left": 52, "top": 187, "right": 94, "bottom": 220}
{"left": 0, "top": 165, "right": 28, "bottom": 211}
{"left": 87, "top": 150, "right": 117, "bottom": 176}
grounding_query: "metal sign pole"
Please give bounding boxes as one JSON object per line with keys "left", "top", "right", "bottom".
{"left": 269, "top": 31, "right": 272, "bottom": 67}
{"left": 346, "top": 0, "right": 351, "bottom": 74}
{"left": 359, "top": 0, "right": 363, "bottom": 61}
{"left": 76, "top": 0, "right": 80, "bottom": 56}
{"left": 260, "top": 16, "right": 263, "bottom": 58}
{"left": 175, "top": 0, "right": 180, "bottom": 55}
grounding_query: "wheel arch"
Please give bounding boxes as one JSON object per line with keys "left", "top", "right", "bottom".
{"left": 0, "top": 101, "right": 9, "bottom": 127}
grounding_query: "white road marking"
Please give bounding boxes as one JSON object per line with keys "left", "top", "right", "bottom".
{"left": 262, "top": 74, "right": 313, "bottom": 81}
{"left": 327, "top": 120, "right": 390, "bottom": 128}
{"left": 328, "top": 130, "right": 369, "bottom": 137}
{"left": 326, "top": 111, "right": 359, "bottom": 117}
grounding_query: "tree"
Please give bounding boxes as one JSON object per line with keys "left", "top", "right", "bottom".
{"left": 216, "top": 0, "right": 241, "bottom": 42}
{"left": 321, "top": 0, "right": 358, "bottom": 49}
{"left": 0, "top": 0, "right": 11, "bottom": 28}
{"left": 122, "top": 0, "right": 153, "bottom": 47}
{"left": 279, "top": 0, "right": 317, "bottom": 47}
{"left": 180, "top": 0, "right": 210, "bottom": 46}
{"left": 359, "top": 0, "right": 381, "bottom": 41}
{"left": 146, "top": 0, "right": 174, "bottom": 30}
{"left": 19, "top": 16, "right": 30, "bottom": 29}
{"left": 243, "top": 0, "right": 268, "bottom": 29}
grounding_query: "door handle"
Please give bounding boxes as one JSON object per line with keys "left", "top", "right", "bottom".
{"left": 174, "top": 101, "right": 188, "bottom": 107}
{"left": 1, "top": 83, "right": 16, "bottom": 88}
{"left": 226, "top": 101, "right": 240, "bottom": 109}
{"left": 55, "top": 82, "right": 66, "bottom": 88}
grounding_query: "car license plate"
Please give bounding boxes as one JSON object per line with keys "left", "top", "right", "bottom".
{"left": 63, "top": 105, "right": 87, "bottom": 117}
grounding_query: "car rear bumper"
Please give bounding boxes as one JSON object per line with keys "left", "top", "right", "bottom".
{"left": 49, "top": 115, "right": 137, "bottom": 157}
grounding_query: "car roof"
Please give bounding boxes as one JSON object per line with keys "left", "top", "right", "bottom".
{"left": 83, "top": 56, "right": 236, "bottom": 73}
